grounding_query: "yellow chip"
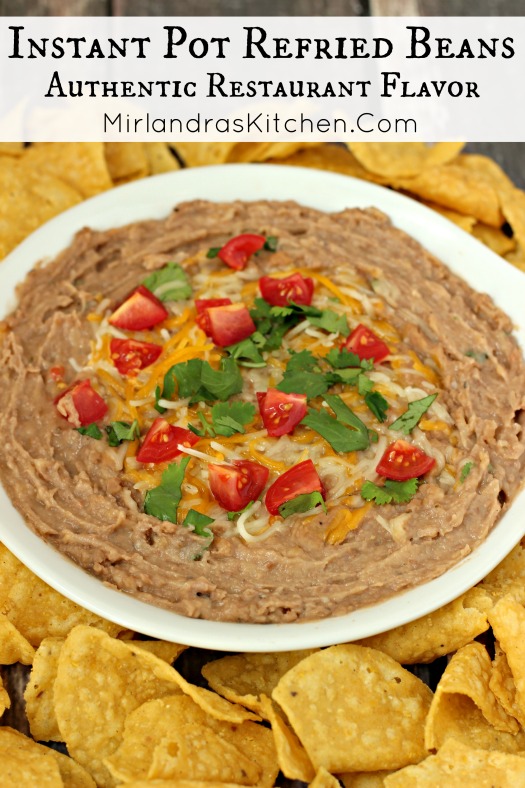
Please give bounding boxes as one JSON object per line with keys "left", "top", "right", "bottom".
{"left": 127, "top": 639, "right": 187, "bottom": 664}
{"left": 229, "top": 141, "right": 321, "bottom": 163}
{"left": 123, "top": 782, "right": 246, "bottom": 788}
{"left": 0, "top": 674, "right": 10, "bottom": 716}
{"left": 488, "top": 595, "right": 525, "bottom": 722}
{"left": 259, "top": 694, "right": 315, "bottom": 783}
{"left": 104, "top": 694, "right": 278, "bottom": 788}
{"left": 271, "top": 143, "right": 388, "bottom": 183}
{"left": 147, "top": 726, "right": 261, "bottom": 784}
{"left": 24, "top": 142, "right": 113, "bottom": 198}
{"left": 357, "top": 587, "right": 491, "bottom": 664}
{"left": 24, "top": 637, "right": 64, "bottom": 742}
{"left": 143, "top": 142, "right": 181, "bottom": 174}
{"left": 49, "top": 750, "right": 97, "bottom": 788}
{"left": 272, "top": 644, "right": 432, "bottom": 773}
{"left": 0, "top": 611, "right": 35, "bottom": 664}
{"left": 456, "top": 153, "right": 515, "bottom": 189}
{"left": 490, "top": 641, "right": 525, "bottom": 728}
{"left": 104, "top": 142, "right": 148, "bottom": 182}
{"left": 0, "top": 142, "right": 24, "bottom": 156}
{"left": 472, "top": 222, "right": 516, "bottom": 256}
{"left": 420, "top": 201, "right": 477, "bottom": 233}
{"left": 0, "top": 727, "right": 64, "bottom": 787}
{"left": 170, "top": 142, "right": 237, "bottom": 167}
{"left": 347, "top": 142, "right": 464, "bottom": 178}
{"left": 53, "top": 626, "right": 184, "bottom": 787}
{"left": 499, "top": 187, "right": 525, "bottom": 262}
{"left": 202, "top": 649, "right": 318, "bottom": 716}
{"left": 479, "top": 538, "right": 525, "bottom": 604}
{"left": 309, "top": 766, "right": 342, "bottom": 788}
{"left": 384, "top": 738, "right": 525, "bottom": 786}
{"left": 425, "top": 642, "right": 525, "bottom": 753}
{"left": 339, "top": 771, "right": 395, "bottom": 786}
{"left": 171, "top": 666, "right": 260, "bottom": 724}
{"left": 0, "top": 158, "right": 82, "bottom": 259}
{"left": 0, "top": 543, "right": 121, "bottom": 647}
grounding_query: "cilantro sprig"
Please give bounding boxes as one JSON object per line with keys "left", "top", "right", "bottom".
{"left": 390, "top": 394, "right": 437, "bottom": 435}
{"left": 106, "top": 420, "right": 140, "bottom": 446}
{"left": 278, "top": 492, "right": 327, "bottom": 519}
{"left": 189, "top": 401, "right": 256, "bottom": 439}
{"left": 142, "top": 262, "right": 192, "bottom": 301}
{"left": 156, "top": 357, "right": 243, "bottom": 411}
{"left": 361, "top": 478, "right": 419, "bottom": 505}
{"left": 301, "top": 395, "right": 371, "bottom": 453}
{"left": 144, "top": 457, "right": 190, "bottom": 523}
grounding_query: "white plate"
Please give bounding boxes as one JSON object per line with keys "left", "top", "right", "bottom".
{"left": 1, "top": 164, "right": 524, "bottom": 652}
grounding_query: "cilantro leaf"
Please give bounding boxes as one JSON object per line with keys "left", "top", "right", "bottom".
{"left": 278, "top": 491, "right": 327, "bottom": 519}
{"left": 390, "top": 394, "right": 438, "bottom": 435}
{"left": 106, "top": 420, "right": 140, "bottom": 447}
{"left": 182, "top": 509, "right": 214, "bottom": 538}
{"left": 465, "top": 349, "right": 489, "bottom": 363}
{"left": 76, "top": 423, "right": 102, "bottom": 440}
{"left": 357, "top": 374, "right": 374, "bottom": 395}
{"left": 250, "top": 298, "right": 299, "bottom": 351}
{"left": 264, "top": 236, "right": 278, "bottom": 252}
{"left": 142, "top": 262, "right": 191, "bottom": 302}
{"left": 364, "top": 391, "right": 389, "bottom": 423}
{"left": 277, "top": 372, "right": 329, "bottom": 400}
{"left": 144, "top": 457, "right": 190, "bottom": 523}
{"left": 326, "top": 348, "right": 362, "bottom": 369}
{"left": 206, "top": 246, "right": 221, "bottom": 258}
{"left": 227, "top": 501, "right": 254, "bottom": 521}
{"left": 158, "top": 358, "right": 242, "bottom": 405}
{"left": 210, "top": 401, "right": 256, "bottom": 437}
{"left": 307, "top": 310, "right": 350, "bottom": 337}
{"left": 361, "top": 478, "right": 419, "bottom": 505}
{"left": 324, "top": 394, "right": 370, "bottom": 439}
{"left": 226, "top": 332, "right": 266, "bottom": 368}
{"left": 286, "top": 349, "right": 320, "bottom": 374}
{"left": 460, "top": 461, "right": 474, "bottom": 482}
{"left": 200, "top": 358, "right": 243, "bottom": 401}
{"left": 302, "top": 402, "right": 369, "bottom": 453}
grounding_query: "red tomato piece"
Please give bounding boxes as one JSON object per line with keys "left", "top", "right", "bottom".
{"left": 206, "top": 303, "right": 256, "bottom": 347}
{"left": 259, "top": 273, "right": 314, "bottom": 307}
{"left": 376, "top": 439, "right": 436, "bottom": 481}
{"left": 265, "top": 459, "right": 324, "bottom": 516}
{"left": 217, "top": 234, "right": 266, "bottom": 270}
{"left": 49, "top": 365, "right": 65, "bottom": 382}
{"left": 109, "top": 285, "right": 168, "bottom": 330}
{"left": 195, "top": 298, "right": 232, "bottom": 334}
{"left": 55, "top": 379, "right": 108, "bottom": 427}
{"left": 343, "top": 323, "right": 390, "bottom": 363}
{"left": 208, "top": 460, "right": 269, "bottom": 512}
{"left": 110, "top": 338, "right": 162, "bottom": 376}
{"left": 258, "top": 388, "right": 307, "bottom": 437}
{"left": 136, "top": 418, "right": 199, "bottom": 464}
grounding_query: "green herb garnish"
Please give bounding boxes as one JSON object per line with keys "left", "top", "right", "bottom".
{"left": 190, "top": 401, "right": 256, "bottom": 438}
{"left": 143, "top": 262, "right": 192, "bottom": 301}
{"left": 389, "top": 394, "right": 438, "bottom": 435}
{"left": 264, "top": 236, "right": 278, "bottom": 252}
{"left": 206, "top": 247, "right": 221, "bottom": 258}
{"left": 301, "top": 396, "right": 370, "bottom": 453}
{"left": 278, "top": 492, "right": 327, "bottom": 519}
{"left": 227, "top": 501, "right": 254, "bottom": 521}
{"left": 361, "top": 478, "right": 419, "bottom": 505}
{"left": 226, "top": 332, "right": 266, "bottom": 368}
{"left": 76, "top": 424, "right": 102, "bottom": 440}
{"left": 460, "top": 462, "right": 474, "bottom": 482}
{"left": 158, "top": 357, "right": 243, "bottom": 407}
{"left": 182, "top": 509, "right": 214, "bottom": 538}
{"left": 105, "top": 420, "right": 140, "bottom": 447}
{"left": 143, "top": 457, "right": 190, "bottom": 524}
{"left": 364, "top": 391, "right": 389, "bottom": 423}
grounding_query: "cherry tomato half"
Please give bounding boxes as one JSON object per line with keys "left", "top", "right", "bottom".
{"left": 218, "top": 234, "right": 266, "bottom": 270}
{"left": 259, "top": 273, "right": 314, "bottom": 307}
{"left": 109, "top": 285, "right": 168, "bottom": 331}
{"left": 343, "top": 323, "right": 390, "bottom": 363}
{"left": 206, "top": 303, "right": 256, "bottom": 347}
{"left": 265, "top": 459, "right": 324, "bottom": 516}
{"left": 195, "top": 298, "right": 232, "bottom": 334}
{"left": 136, "top": 418, "right": 199, "bottom": 464}
{"left": 55, "top": 379, "right": 108, "bottom": 427}
{"left": 376, "top": 439, "right": 436, "bottom": 481}
{"left": 258, "top": 389, "right": 307, "bottom": 437}
{"left": 208, "top": 460, "right": 269, "bottom": 512}
{"left": 110, "top": 338, "right": 162, "bottom": 376}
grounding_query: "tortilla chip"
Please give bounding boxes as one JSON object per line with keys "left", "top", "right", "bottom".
{"left": 24, "top": 142, "right": 113, "bottom": 198}
{"left": 104, "top": 142, "right": 148, "bottom": 183}
{"left": 356, "top": 587, "right": 492, "bottom": 664}
{"left": 505, "top": 245, "right": 525, "bottom": 272}
{"left": 229, "top": 141, "right": 321, "bottom": 163}
{"left": 147, "top": 727, "right": 261, "bottom": 784}
{"left": 0, "top": 543, "right": 121, "bottom": 646}
{"left": 393, "top": 163, "right": 504, "bottom": 227}
{"left": 272, "top": 644, "right": 432, "bottom": 773}
{"left": 50, "top": 750, "right": 97, "bottom": 788}
{"left": 259, "top": 694, "right": 315, "bottom": 783}
{"left": 143, "top": 142, "right": 181, "bottom": 174}
{"left": 420, "top": 200, "right": 477, "bottom": 233}
{"left": 0, "top": 675, "right": 10, "bottom": 716}
{"left": 384, "top": 738, "right": 525, "bottom": 786}
{"left": 0, "top": 157, "right": 82, "bottom": 259}
{"left": 0, "top": 612, "right": 35, "bottom": 664}
{"left": 53, "top": 626, "right": 185, "bottom": 787}
{"left": 348, "top": 142, "right": 464, "bottom": 178}
{"left": 0, "top": 142, "right": 24, "bottom": 156}
{"left": 488, "top": 595, "right": 525, "bottom": 723}
{"left": 272, "top": 143, "right": 387, "bottom": 183}
{"left": 339, "top": 772, "right": 394, "bottom": 787}
{"left": 472, "top": 222, "right": 516, "bottom": 256}
{"left": 456, "top": 153, "right": 515, "bottom": 190}
{"left": 309, "top": 766, "right": 342, "bottom": 787}
{"left": 202, "top": 649, "right": 318, "bottom": 716}
{"left": 425, "top": 642, "right": 525, "bottom": 753}
{"left": 0, "top": 727, "right": 64, "bottom": 787}
{"left": 171, "top": 667, "right": 260, "bottom": 725}
{"left": 490, "top": 641, "right": 525, "bottom": 728}
{"left": 128, "top": 640, "right": 187, "bottom": 665}
{"left": 479, "top": 539, "right": 525, "bottom": 604}
{"left": 104, "top": 694, "right": 277, "bottom": 788}
{"left": 499, "top": 187, "right": 525, "bottom": 261}
{"left": 170, "top": 142, "right": 237, "bottom": 167}
{"left": 24, "top": 637, "right": 64, "bottom": 742}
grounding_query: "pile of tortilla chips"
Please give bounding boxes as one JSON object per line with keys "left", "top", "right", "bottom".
{"left": 1, "top": 141, "right": 525, "bottom": 785}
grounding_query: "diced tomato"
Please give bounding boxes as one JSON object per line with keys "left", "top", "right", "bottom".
{"left": 206, "top": 303, "right": 256, "bottom": 347}
{"left": 195, "top": 298, "right": 232, "bottom": 334}
{"left": 376, "top": 439, "right": 436, "bottom": 481}
{"left": 258, "top": 389, "right": 307, "bottom": 437}
{"left": 208, "top": 460, "right": 269, "bottom": 512}
{"left": 55, "top": 379, "right": 108, "bottom": 427}
{"left": 217, "top": 234, "right": 266, "bottom": 270}
{"left": 136, "top": 418, "right": 199, "bottom": 464}
{"left": 343, "top": 323, "right": 390, "bottom": 363}
{"left": 259, "top": 273, "right": 314, "bottom": 307}
{"left": 110, "top": 338, "right": 162, "bottom": 376}
{"left": 109, "top": 285, "right": 168, "bottom": 330}
{"left": 265, "top": 460, "right": 324, "bottom": 516}
{"left": 49, "top": 365, "right": 65, "bottom": 382}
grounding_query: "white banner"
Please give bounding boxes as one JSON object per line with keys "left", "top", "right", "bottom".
{"left": 1, "top": 16, "right": 524, "bottom": 141}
